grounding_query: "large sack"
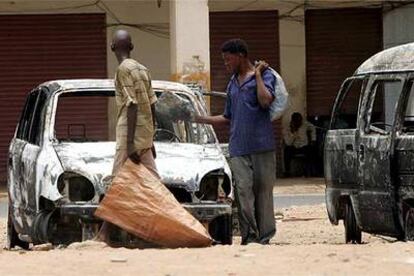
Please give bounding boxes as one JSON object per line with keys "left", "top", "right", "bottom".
{"left": 268, "top": 68, "right": 289, "bottom": 121}
{"left": 95, "top": 159, "right": 212, "bottom": 248}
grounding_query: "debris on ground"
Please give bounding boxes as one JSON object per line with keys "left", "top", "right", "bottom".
{"left": 32, "top": 243, "right": 54, "bottom": 251}
{"left": 67, "top": 240, "right": 108, "bottom": 250}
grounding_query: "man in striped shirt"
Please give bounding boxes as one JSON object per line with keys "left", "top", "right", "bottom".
{"left": 111, "top": 29, "right": 158, "bottom": 178}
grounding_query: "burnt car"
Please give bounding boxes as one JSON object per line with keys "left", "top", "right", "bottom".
{"left": 7, "top": 79, "right": 233, "bottom": 249}
{"left": 325, "top": 42, "right": 414, "bottom": 243}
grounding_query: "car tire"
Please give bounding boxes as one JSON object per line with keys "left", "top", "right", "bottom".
{"left": 7, "top": 206, "right": 30, "bottom": 250}
{"left": 404, "top": 208, "right": 414, "bottom": 241}
{"left": 344, "top": 202, "right": 362, "bottom": 244}
{"left": 210, "top": 214, "right": 233, "bottom": 245}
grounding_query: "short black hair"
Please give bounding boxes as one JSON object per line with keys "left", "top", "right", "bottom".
{"left": 221, "top": 39, "right": 249, "bottom": 57}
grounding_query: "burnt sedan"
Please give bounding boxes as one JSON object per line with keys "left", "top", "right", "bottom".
{"left": 7, "top": 79, "right": 233, "bottom": 249}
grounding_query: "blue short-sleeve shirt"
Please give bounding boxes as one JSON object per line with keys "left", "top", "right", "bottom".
{"left": 223, "top": 69, "right": 276, "bottom": 157}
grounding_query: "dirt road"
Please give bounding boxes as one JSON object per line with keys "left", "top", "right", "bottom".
{"left": 1, "top": 202, "right": 414, "bottom": 275}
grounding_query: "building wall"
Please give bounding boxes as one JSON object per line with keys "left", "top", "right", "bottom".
{"left": 208, "top": 1, "right": 306, "bottom": 130}
{"left": 0, "top": 0, "right": 170, "bottom": 79}
{"left": 3, "top": 1, "right": 413, "bottom": 138}
{"left": 0, "top": 0, "right": 170, "bottom": 139}
{"left": 383, "top": 3, "right": 414, "bottom": 49}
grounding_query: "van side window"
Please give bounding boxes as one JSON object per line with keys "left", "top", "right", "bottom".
{"left": 402, "top": 81, "right": 414, "bottom": 133}
{"left": 331, "top": 78, "right": 364, "bottom": 129}
{"left": 366, "top": 80, "right": 402, "bottom": 134}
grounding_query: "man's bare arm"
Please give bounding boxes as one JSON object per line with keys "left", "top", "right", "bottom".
{"left": 150, "top": 103, "right": 157, "bottom": 158}
{"left": 255, "top": 61, "right": 274, "bottom": 109}
{"left": 127, "top": 103, "right": 140, "bottom": 163}
{"left": 194, "top": 115, "right": 230, "bottom": 126}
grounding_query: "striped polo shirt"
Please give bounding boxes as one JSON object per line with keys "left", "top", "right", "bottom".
{"left": 114, "top": 59, "right": 157, "bottom": 152}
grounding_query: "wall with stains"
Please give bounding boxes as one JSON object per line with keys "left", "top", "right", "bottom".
{"left": 170, "top": 0, "right": 210, "bottom": 90}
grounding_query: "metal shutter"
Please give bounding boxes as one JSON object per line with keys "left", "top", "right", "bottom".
{"left": 209, "top": 10, "right": 282, "bottom": 169}
{"left": 305, "top": 8, "right": 383, "bottom": 117}
{"left": 0, "top": 14, "right": 107, "bottom": 185}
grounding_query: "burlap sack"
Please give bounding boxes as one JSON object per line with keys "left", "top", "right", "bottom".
{"left": 94, "top": 159, "right": 212, "bottom": 248}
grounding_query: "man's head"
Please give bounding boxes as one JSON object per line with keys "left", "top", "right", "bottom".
{"left": 291, "top": 112, "right": 303, "bottom": 128}
{"left": 111, "top": 29, "right": 133, "bottom": 58}
{"left": 221, "top": 39, "right": 249, "bottom": 74}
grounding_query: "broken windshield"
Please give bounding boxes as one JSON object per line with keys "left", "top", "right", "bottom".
{"left": 53, "top": 90, "right": 215, "bottom": 144}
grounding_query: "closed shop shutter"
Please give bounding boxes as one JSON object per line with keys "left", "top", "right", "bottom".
{"left": 0, "top": 14, "right": 107, "bottom": 185}
{"left": 305, "top": 8, "right": 383, "bottom": 117}
{"left": 209, "top": 10, "right": 282, "bottom": 170}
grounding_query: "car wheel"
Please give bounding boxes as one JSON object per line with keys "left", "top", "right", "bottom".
{"left": 210, "top": 214, "right": 233, "bottom": 245}
{"left": 7, "top": 206, "right": 30, "bottom": 250}
{"left": 344, "top": 202, "right": 361, "bottom": 244}
{"left": 404, "top": 208, "right": 414, "bottom": 241}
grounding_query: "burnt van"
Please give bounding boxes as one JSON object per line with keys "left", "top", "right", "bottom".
{"left": 325, "top": 42, "right": 414, "bottom": 243}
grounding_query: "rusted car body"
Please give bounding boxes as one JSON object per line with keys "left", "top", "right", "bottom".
{"left": 7, "top": 79, "right": 233, "bottom": 248}
{"left": 325, "top": 42, "right": 414, "bottom": 243}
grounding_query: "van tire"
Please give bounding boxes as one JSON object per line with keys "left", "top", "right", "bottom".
{"left": 7, "top": 206, "right": 30, "bottom": 250}
{"left": 404, "top": 208, "right": 414, "bottom": 241}
{"left": 344, "top": 202, "right": 361, "bottom": 244}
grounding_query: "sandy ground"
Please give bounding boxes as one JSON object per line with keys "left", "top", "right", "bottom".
{"left": 1, "top": 179, "right": 413, "bottom": 275}
{"left": 274, "top": 177, "right": 325, "bottom": 195}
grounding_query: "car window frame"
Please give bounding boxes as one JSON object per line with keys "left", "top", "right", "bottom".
{"left": 27, "top": 88, "right": 49, "bottom": 146}
{"left": 16, "top": 89, "right": 40, "bottom": 142}
{"left": 329, "top": 76, "right": 367, "bottom": 130}
{"left": 362, "top": 75, "right": 405, "bottom": 136}
{"left": 394, "top": 74, "right": 414, "bottom": 135}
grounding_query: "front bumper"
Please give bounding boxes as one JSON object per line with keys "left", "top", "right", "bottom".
{"left": 59, "top": 202, "right": 232, "bottom": 222}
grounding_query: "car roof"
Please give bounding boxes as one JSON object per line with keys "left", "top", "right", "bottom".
{"left": 355, "top": 42, "right": 414, "bottom": 75}
{"left": 39, "top": 79, "right": 197, "bottom": 95}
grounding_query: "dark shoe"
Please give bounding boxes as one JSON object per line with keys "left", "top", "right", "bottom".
{"left": 241, "top": 233, "right": 259, "bottom": 245}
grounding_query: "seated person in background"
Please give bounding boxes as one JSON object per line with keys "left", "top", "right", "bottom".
{"left": 283, "top": 112, "right": 316, "bottom": 177}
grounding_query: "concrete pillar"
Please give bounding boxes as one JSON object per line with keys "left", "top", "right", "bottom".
{"left": 279, "top": 11, "right": 306, "bottom": 129}
{"left": 169, "top": 0, "right": 210, "bottom": 91}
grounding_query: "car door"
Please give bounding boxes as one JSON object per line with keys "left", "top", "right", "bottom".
{"left": 325, "top": 77, "right": 365, "bottom": 191}
{"left": 356, "top": 74, "right": 405, "bottom": 236}
{"left": 8, "top": 90, "right": 40, "bottom": 227}
{"left": 393, "top": 75, "right": 414, "bottom": 231}
{"left": 20, "top": 88, "right": 48, "bottom": 217}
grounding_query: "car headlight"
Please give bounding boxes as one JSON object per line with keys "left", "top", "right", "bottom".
{"left": 195, "top": 170, "right": 231, "bottom": 201}
{"left": 57, "top": 173, "right": 95, "bottom": 202}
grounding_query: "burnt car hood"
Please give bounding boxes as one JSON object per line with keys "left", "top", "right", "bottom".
{"left": 53, "top": 141, "right": 230, "bottom": 192}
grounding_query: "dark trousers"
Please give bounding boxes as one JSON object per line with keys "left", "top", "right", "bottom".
{"left": 284, "top": 145, "right": 314, "bottom": 176}
{"left": 229, "top": 151, "right": 276, "bottom": 245}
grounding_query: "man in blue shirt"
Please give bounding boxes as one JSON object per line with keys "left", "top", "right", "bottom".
{"left": 195, "top": 39, "right": 276, "bottom": 245}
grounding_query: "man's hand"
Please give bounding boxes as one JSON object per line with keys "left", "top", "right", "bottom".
{"left": 255, "top": 60, "right": 269, "bottom": 76}
{"left": 127, "top": 142, "right": 140, "bottom": 164}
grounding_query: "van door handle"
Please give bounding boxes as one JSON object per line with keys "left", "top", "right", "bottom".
{"left": 8, "top": 156, "right": 12, "bottom": 167}
{"left": 345, "top": 144, "right": 353, "bottom": 151}
{"left": 359, "top": 144, "right": 365, "bottom": 162}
